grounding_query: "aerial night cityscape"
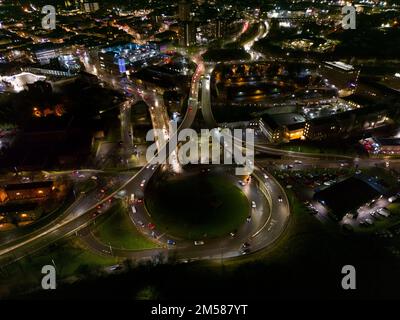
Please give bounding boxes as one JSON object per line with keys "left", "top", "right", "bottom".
{"left": 0, "top": 0, "right": 399, "bottom": 310}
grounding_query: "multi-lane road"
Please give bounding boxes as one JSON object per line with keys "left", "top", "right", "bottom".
{"left": 0, "top": 18, "right": 371, "bottom": 268}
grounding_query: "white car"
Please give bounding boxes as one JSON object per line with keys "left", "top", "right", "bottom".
{"left": 140, "top": 179, "right": 146, "bottom": 187}
{"left": 251, "top": 201, "right": 256, "bottom": 208}
{"left": 278, "top": 196, "right": 283, "bottom": 203}
{"left": 365, "top": 218, "right": 374, "bottom": 225}
{"left": 137, "top": 220, "right": 144, "bottom": 227}
{"left": 377, "top": 208, "right": 390, "bottom": 217}
{"left": 194, "top": 240, "right": 204, "bottom": 246}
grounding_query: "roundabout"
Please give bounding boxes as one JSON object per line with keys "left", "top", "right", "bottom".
{"left": 144, "top": 166, "right": 250, "bottom": 240}
{"left": 77, "top": 163, "right": 290, "bottom": 262}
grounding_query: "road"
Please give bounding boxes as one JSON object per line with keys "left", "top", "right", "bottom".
{"left": 0, "top": 20, "right": 291, "bottom": 267}
{"left": 80, "top": 164, "right": 290, "bottom": 262}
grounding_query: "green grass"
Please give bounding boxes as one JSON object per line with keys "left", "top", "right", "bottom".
{"left": 145, "top": 173, "right": 249, "bottom": 240}
{"left": 388, "top": 203, "right": 400, "bottom": 215}
{"left": 93, "top": 203, "right": 159, "bottom": 250}
{"left": 279, "top": 142, "right": 358, "bottom": 156}
{"left": 0, "top": 238, "right": 117, "bottom": 297}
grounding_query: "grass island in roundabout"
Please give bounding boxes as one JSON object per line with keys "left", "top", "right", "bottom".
{"left": 144, "top": 166, "right": 250, "bottom": 240}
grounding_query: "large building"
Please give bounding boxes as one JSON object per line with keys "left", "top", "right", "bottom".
{"left": 0, "top": 72, "right": 46, "bottom": 92}
{"left": 0, "top": 181, "right": 54, "bottom": 203}
{"left": 303, "top": 106, "right": 389, "bottom": 141}
{"left": 82, "top": 1, "right": 99, "bottom": 13}
{"left": 314, "top": 176, "right": 382, "bottom": 221}
{"left": 180, "top": 22, "right": 196, "bottom": 47}
{"left": 259, "top": 113, "right": 305, "bottom": 143}
{"left": 178, "top": 0, "right": 191, "bottom": 22}
{"left": 98, "top": 43, "right": 160, "bottom": 75}
{"left": 319, "top": 61, "right": 360, "bottom": 98}
{"left": 32, "top": 44, "right": 65, "bottom": 65}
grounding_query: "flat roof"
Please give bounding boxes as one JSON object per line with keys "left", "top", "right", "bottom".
{"left": 325, "top": 61, "right": 355, "bottom": 71}
{"left": 261, "top": 113, "right": 305, "bottom": 129}
{"left": 314, "top": 176, "right": 380, "bottom": 218}
{"left": 4, "top": 181, "right": 53, "bottom": 191}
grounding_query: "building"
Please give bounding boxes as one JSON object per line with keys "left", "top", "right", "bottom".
{"left": 319, "top": 61, "right": 360, "bottom": 97}
{"left": 178, "top": 0, "right": 191, "bottom": 22}
{"left": 259, "top": 113, "right": 305, "bottom": 143}
{"left": 314, "top": 176, "right": 382, "bottom": 221}
{"left": 0, "top": 72, "right": 46, "bottom": 92}
{"left": 0, "top": 181, "right": 54, "bottom": 203}
{"left": 180, "top": 22, "right": 196, "bottom": 47}
{"left": 32, "top": 44, "right": 65, "bottom": 65}
{"left": 98, "top": 43, "right": 160, "bottom": 75}
{"left": 303, "top": 106, "right": 389, "bottom": 141}
{"left": 82, "top": 1, "right": 99, "bottom": 13}
{"left": 99, "top": 51, "right": 123, "bottom": 75}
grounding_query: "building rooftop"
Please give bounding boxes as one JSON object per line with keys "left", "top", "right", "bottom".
{"left": 4, "top": 181, "right": 53, "bottom": 191}
{"left": 314, "top": 176, "right": 381, "bottom": 219}
{"left": 261, "top": 113, "right": 305, "bottom": 130}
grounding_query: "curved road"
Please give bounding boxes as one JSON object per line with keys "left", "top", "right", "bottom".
{"left": 0, "top": 20, "right": 291, "bottom": 267}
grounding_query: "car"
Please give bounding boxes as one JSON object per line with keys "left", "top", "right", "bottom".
{"left": 377, "top": 208, "right": 390, "bottom": 217}
{"left": 251, "top": 201, "right": 256, "bottom": 208}
{"left": 365, "top": 218, "right": 374, "bottom": 225}
{"left": 241, "top": 242, "right": 250, "bottom": 248}
{"left": 238, "top": 180, "right": 246, "bottom": 186}
{"left": 136, "top": 198, "right": 144, "bottom": 204}
{"left": 246, "top": 215, "right": 251, "bottom": 222}
{"left": 230, "top": 230, "right": 237, "bottom": 237}
{"left": 278, "top": 196, "right": 283, "bottom": 203}
{"left": 294, "top": 160, "right": 302, "bottom": 164}
{"left": 263, "top": 174, "right": 269, "bottom": 179}
{"left": 167, "top": 239, "right": 176, "bottom": 245}
{"left": 140, "top": 179, "right": 146, "bottom": 187}
{"left": 241, "top": 248, "right": 251, "bottom": 255}
{"left": 137, "top": 220, "right": 144, "bottom": 227}
{"left": 194, "top": 240, "right": 204, "bottom": 246}
{"left": 109, "top": 264, "right": 122, "bottom": 272}
{"left": 147, "top": 223, "right": 155, "bottom": 230}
